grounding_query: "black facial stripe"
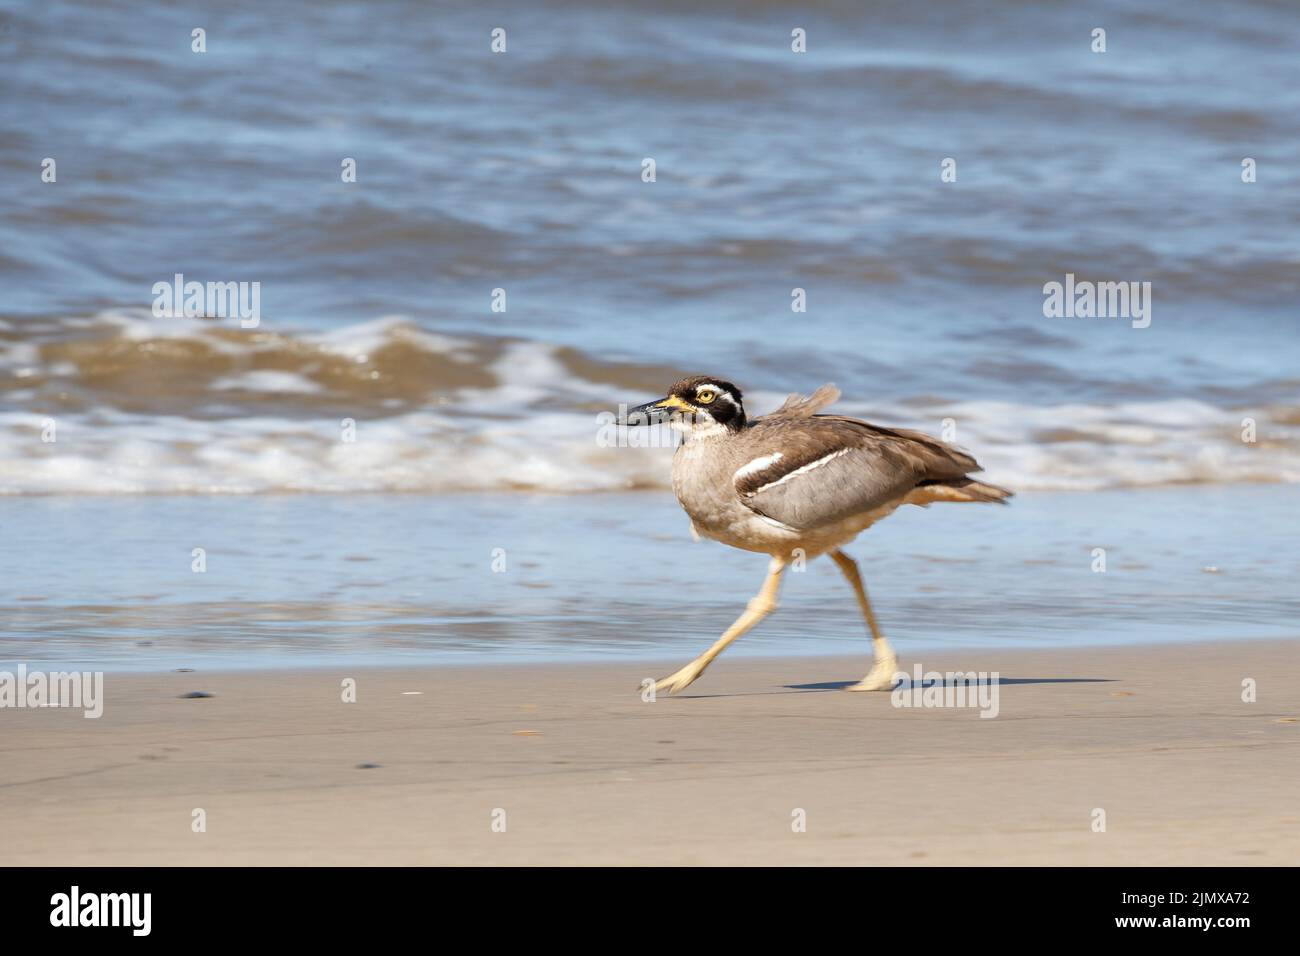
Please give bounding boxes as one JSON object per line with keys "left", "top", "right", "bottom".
{"left": 693, "top": 391, "right": 743, "bottom": 430}
{"left": 665, "top": 376, "right": 747, "bottom": 431}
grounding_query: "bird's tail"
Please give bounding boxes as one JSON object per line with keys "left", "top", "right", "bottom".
{"left": 906, "top": 478, "right": 1014, "bottom": 506}
{"left": 949, "top": 478, "right": 1013, "bottom": 503}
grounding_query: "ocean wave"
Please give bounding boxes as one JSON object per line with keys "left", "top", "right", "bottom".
{"left": 1, "top": 310, "right": 1297, "bottom": 495}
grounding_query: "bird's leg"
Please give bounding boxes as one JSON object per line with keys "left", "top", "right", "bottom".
{"left": 651, "top": 557, "right": 786, "bottom": 696}
{"left": 830, "top": 549, "right": 899, "bottom": 691}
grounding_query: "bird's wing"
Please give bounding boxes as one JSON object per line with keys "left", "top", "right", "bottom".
{"left": 765, "top": 383, "right": 841, "bottom": 420}
{"left": 732, "top": 416, "right": 982, "bottom": 531}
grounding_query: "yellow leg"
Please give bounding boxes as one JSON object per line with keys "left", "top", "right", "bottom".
{"left": 830, "top": 550, "right": 899, "bottom": 691}
{"left": 651, "top": 557, "right": 786, "bottom": 696}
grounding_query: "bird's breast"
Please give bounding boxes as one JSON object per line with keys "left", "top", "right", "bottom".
{"left": 670, "top": 439, "right": 795, "bottom": 554}
{"left": 670, "top": 440, "right": 733, "bottom": 525}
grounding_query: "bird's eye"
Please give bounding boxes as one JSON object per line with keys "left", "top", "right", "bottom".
{"left": 695, "top": 389, "right": 717, "bottom": 405}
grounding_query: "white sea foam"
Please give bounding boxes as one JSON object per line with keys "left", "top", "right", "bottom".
{"left": 2, "top": 396, "right": 1295, "bottom": 495}
{"left": 0, "top": 311, "right": 1296, "bottom": 495}
{"left": 209, "top": 371, "right": 325, "bottom": 394}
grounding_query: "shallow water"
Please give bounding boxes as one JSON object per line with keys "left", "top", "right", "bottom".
{"left": 2, "top": 486, "right": 1295, "bottom": 669}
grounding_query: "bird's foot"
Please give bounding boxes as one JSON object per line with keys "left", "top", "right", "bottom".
{"left": 650, "top": 660, "right": 709, "bottom": 697}
{"left": 846, "top": 654, "right": 900, "bottom": 692}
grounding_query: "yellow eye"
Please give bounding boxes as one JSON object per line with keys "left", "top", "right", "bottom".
{"left": 695, "top": 389, "right": 717, "bottom": 405}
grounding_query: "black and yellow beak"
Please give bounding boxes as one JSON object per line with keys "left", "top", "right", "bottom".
{"left": 617, "top": 394, "right": 694, "bottom": 426}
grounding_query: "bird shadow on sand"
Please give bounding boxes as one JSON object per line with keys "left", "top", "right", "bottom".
{"left": 786, "top": 677, "right": 1117, "bottom": 692}
{"left": 661, "top": 676, "right": 1117, "bottom": 699}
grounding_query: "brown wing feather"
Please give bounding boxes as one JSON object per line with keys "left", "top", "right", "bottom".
{"left": 813, "top": 416, "right": 980, "bottom": 474}
{"left": 765, "top": 383, "right": 841, "bottom": 420}
{"left": 735, "top": 415, "right": 988, "bottom": 531}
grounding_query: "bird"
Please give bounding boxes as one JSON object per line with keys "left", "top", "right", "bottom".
{"left": 619, "top": 375, "right": 1011, "bottom": 696}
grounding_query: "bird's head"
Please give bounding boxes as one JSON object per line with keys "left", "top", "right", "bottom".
{"left": 619, "top": 375, "right": 747, "bottom": 436}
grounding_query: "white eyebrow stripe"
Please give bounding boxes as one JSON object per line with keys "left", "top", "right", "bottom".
{"left": 734, "top": 452, "right": 783, "bottom": 481}
{"left": 749, "top": 447, "right": 851, "bottom": 494}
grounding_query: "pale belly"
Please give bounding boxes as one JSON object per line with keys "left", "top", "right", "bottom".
{"left": 671, "top": 465, "right": 902, "bottom": 559}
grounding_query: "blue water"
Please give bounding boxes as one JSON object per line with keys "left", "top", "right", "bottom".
{"left": 1, "top": 1, "right": 1297, "bottom": 665}
{"left": 0, "top": 487, "right": 1295, "bottom": 669}
{"left": 4, "top": 0, "right": 1299, "bottom": 402}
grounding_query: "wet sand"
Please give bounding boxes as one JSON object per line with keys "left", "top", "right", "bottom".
{"left": 2, "top": 640, "right": 1297, "bottom": 866}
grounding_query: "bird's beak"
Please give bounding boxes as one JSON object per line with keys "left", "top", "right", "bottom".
{"left": 617, "top": 394, "right": 694, "bottom": 426}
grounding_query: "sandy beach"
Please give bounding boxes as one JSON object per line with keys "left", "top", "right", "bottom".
{"left": 3, "top": 639, "right": 1296, "bottom": 866}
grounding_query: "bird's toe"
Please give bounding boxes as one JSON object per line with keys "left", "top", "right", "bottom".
{"left": 651, "top": 666, "right": 703, "bottom": 697}
{"left": 847, "top": 658, "right": 900, "bottom": 692}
